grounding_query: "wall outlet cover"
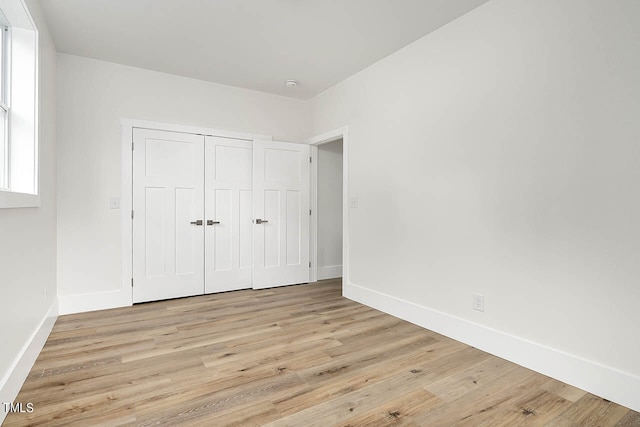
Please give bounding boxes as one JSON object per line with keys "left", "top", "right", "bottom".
{"left": 473, "top": 294, "right": 484, "bottom": 312}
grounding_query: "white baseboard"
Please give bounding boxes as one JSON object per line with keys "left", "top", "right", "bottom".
{"left": 0, "top": 299, "right": 58, "bottom": 425}
{"left": 343, "top": 281, "right": 640, "bottom": 413}
{"left": 318, "top": 265, "right": 342, "bottom": 280}
{"left": 58, "top": 290, "right": 129, "bottom": 315}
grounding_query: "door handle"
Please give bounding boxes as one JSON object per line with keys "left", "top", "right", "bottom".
{"left": 207, "top": 220, "right": 220, "bottom": 226}
{"left": 190, "top": 220, "right": 203, "bottom": 226}
{"left": 255, "top": 219, "right": 268, "bottom": 224}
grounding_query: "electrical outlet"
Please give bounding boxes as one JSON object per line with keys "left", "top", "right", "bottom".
{"left": 349, "top": 196, "right": 359, "bottom": 208}
{"left": 473, "top": 294, "right": 484, "bottom": 312}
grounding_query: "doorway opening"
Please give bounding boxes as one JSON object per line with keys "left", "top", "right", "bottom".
{"left": 316, "top": 139, "right": 343, "bottom": 280}
{"left": 308, "top": 127, "right": 349, "bottom": 290}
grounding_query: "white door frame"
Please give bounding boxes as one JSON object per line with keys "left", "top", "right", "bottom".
{"left": 306, "top": 126, "right": 349, "bottom": 285}
{"left": 121, "top": 118, "right": 272, "bottom": 306}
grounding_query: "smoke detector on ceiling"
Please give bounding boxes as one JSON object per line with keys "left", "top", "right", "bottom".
{"left": 285, "top": 79, "right": 298, "bottom": 88}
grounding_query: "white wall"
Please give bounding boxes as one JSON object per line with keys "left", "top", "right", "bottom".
{"left": 0, "top": 0, "right": 57, "bottom": 415}
{"left": 310, "top": 0, "right": 640, "bottom": 411}
{"left": 317, "top": 138, "right": 343, "bottom": 279}
{"left": 56, "top": 54, "right": 309, "bottom": 312}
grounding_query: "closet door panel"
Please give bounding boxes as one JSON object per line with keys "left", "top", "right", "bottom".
{"left": 253, "top": 140, "right": 310, "bottom": 289}
{"left": 133, "top": 129, "right": 205, "bottom": 303}
{"left": 205, "top": 136, "right": 253, "bottom": 293}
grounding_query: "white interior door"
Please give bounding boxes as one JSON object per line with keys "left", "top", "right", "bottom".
{"left": 133, "top": 129, "right": 205, "bottom": 303}
{"left": 204, "top": 136, "right": 253, "bottom": 293}
{"left": 253, "top": 140, "right": 310, "bottom": 289}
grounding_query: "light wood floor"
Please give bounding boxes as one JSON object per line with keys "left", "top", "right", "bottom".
{"left": 5, "top": 279, "right": 639, "bottom": 426}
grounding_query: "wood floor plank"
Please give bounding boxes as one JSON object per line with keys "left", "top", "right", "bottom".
{"left": 4, "top": 279, "right": 638, "bottom": 426}
{"left": 540, "top": 378, "right": 588, "bottom": 403}
{"left": 272, "top": 343, "right": 484, "bottom": 418}
{"left": 336, "top": 389, "right": 440, "bottom": 427}
{"left": 545, "top": 393, "right": 631, "bottom": 427}
{"left": 133, "top": 371, "right": 307, "bottom": 426}
{"left": 424, "top": 354, "right": 519, "bottom": 402}
{"left": 475, "top": 389, "right": 574, "bottom": 427}
{"left": 268, "top": 362, "right": 446, "bottom": 426}
{"left": 615, "top": 410, "right": 640, "bottom": 427}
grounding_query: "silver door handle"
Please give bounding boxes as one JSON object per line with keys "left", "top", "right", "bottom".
{"left": 190, "top": 220, "right": 203, "bottom": 225}
{"left": 255, "top": 219, "right": 268, "bottom": 224}
{"left": 207, "top": 220, "right": 220, "bottom": 226}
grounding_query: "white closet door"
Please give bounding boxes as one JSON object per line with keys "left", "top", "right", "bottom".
{"left": 253, "top": 140, "right": 310, "bottom": 289}
{"left": 204, "top": 136, "right": 253, "bottom": 293}
{"left": 133, "top": 129, "right": 205, "bottom": 303}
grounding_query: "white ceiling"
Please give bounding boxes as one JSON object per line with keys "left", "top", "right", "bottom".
{"left": 39, "top": 0, "right": 490, "bottom": 99}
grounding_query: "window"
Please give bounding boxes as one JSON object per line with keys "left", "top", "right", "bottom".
{"left": 0, "top": 0, "right": 38, "bottom": 208}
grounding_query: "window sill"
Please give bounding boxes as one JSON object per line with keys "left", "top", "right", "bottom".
{"left": 0, "top": 190, "right": 40, "bottom": 208}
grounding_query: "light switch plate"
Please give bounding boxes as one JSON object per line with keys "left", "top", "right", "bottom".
{"left": 109, "top": 197, "right": 120, "bottom": 209}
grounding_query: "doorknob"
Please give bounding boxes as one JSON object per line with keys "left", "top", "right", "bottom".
{"left": 207, "top": 220, "right": 220, "bottom": 226}
{"left": 190, "top": 220, "right": 203, "bottom": 225}
{"left": 255, "top": 219, "right": 269, "bottom": 224}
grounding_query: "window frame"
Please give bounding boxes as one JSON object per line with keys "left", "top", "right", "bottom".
{"left": 0, "top": 24, "right": 9, "bottom": 190}
{"left": 0, "top": 0, "right": 39, "bottom": 209}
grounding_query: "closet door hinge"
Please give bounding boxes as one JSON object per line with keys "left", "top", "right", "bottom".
{"left": 131, "top": 278, "right": 134, "bottom": 287}
{"left": 132, "top": 142, "right": 134, "bottom": 151}
{"left": 309, "top": 209, "right": 311, "bottom": 216}
{"left": 309, "top": 261, "right": 311, "bottom": 268}
{"left": 131, "top": 210, "right": 134, "bottom": 219}
{"left": 309, "top": 156, "right": 312, "bottom": 163}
